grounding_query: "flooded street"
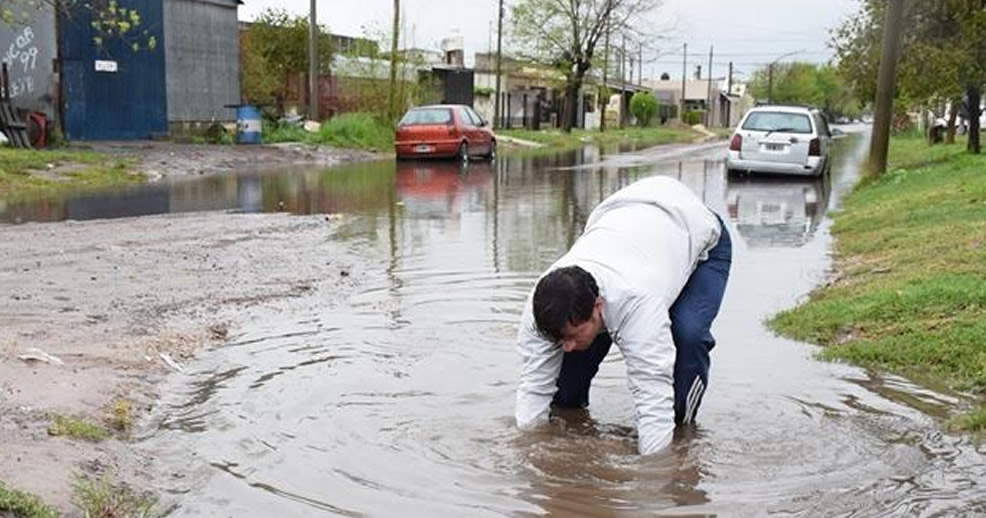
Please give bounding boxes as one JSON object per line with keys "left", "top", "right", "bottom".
{"left": 11, "top": 135, "right": 985, "bottom": 516}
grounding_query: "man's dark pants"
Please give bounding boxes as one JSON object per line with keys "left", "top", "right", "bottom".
{"left": 552, "top": 216, "right": 733, "bottom": 424}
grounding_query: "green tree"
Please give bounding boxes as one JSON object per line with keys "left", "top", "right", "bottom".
{"left": 240, "top": 9, "right": 333, "bottom": 114}
{"left": 2, "top": 0, "right": 156, "bottom": 50}
{"left": 832, "top": 0, "right": 986, "bottom": 152}
{"left": 748, "top": 62, "right": 859, "bottom": 120}
{"left": 510, "top": 0, "right": 659, "bottom": 133}
{"left": 629, "top": 91, "right": 657, "bottom": 126}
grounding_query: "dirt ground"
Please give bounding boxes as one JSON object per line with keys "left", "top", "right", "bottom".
{"left": 0, "top": 143, "right": 377, "bottom": 515}
{"left": 78, "top": 140, "right": 384, "bottom": 179}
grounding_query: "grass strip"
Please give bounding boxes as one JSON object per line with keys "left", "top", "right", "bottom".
{"left": 768, "top": 136, "right": 986, "bottom": 429}
{"left": 499, "top": 125, "right": 702, "bottom": 150}
{"left": 0, "top": 149, "right": 139, "bottom": 201}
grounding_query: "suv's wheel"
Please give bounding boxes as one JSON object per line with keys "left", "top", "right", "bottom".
{"left": 457, "top": 142, "right": 469, "bottom": 162}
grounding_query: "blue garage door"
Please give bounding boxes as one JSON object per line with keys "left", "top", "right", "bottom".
{"left": 59, "top": 0, "right": 168, "bottom": 140}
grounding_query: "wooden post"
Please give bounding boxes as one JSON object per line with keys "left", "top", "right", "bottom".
{"left": 867, "top": 0, "right": 906, "bottom": 178}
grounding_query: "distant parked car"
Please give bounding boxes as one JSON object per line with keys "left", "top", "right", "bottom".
{"left": 726, "top": 105, "right": 832, "bottom": 177}
{"left": 395, "top": 105, "right": 496, "bottom": 161}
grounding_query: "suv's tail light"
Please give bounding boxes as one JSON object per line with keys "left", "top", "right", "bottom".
{"left": 808, "top": 138, "right": 821, "bottom": 156}
{"left": 729, "top": 134, "right": 742, "bottom": 151}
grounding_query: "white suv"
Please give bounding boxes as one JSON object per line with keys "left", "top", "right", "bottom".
{"left": 726, "top": 105, "right": 832, "bottom": 176}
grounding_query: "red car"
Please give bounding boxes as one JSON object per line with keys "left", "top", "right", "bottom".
{"left": 395, "top": 104, "right": 496, "bottom": 161}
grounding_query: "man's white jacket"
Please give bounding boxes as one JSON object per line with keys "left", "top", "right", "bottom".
{"left": 515, "top": 176, "right": 722, "bottom": 455}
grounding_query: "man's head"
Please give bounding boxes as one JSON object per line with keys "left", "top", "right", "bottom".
{"left": 533, "top": 266, "right": 604, "bottom": 353}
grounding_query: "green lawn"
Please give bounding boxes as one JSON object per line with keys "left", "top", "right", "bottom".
{"left": 768, "top": 136, "right": 986, "bottom": 430}
{"left": 499, "top": 125, "right": 703, "bottom": 150}
{"left": 0, "top": 148, "right": 139, "bottom": 201}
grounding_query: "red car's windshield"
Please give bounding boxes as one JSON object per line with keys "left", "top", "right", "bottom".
{"left": 399, "top": 108, "right": 453, "bottom": 126}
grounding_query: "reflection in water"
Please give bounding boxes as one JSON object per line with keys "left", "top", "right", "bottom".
{"left": 725, "top": 172, "right": 831, "bottom": 248}
{"left": 10, "top": 134, "right": 986, "bottom": 517}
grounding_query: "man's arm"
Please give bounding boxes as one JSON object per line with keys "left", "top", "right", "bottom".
{"left": 617, "top": 296, "right": 676, "bottom": 455}
{"left": 515, "top": 304, "right": 562, "bottom": 428}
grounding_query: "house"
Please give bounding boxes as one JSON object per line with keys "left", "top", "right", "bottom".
{"left": 647, "top": 77, "right": 753, "bottom": 128}
{"left": 472, "top": 52, "right": 649, "bottom": 130}
{"left": 1, "top": 0, "right": 241, "bottom": 141}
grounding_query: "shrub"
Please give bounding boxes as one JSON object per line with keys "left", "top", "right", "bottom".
{"left": 684, "top": 109, "right": 706, "bottom": 126}
{"left": 630, "top": 92, "right": 659, "bottom": 127}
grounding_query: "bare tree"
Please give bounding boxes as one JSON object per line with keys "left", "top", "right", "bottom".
{"left": 388, "top": 0, "right": 400, "bottom": 121}
{"left": 510, "top": 0, "right": 660, "bottom": 132}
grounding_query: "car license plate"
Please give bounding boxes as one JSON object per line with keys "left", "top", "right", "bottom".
{"left": 765, "top": 143, "right": 785, "bottom": 151}
{"left": 415, "top": 145, "right": 433, "bottom": 153}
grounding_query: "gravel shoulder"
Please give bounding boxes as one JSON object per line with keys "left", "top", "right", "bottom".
{"left": 0, "top": 209, "right": 368, "bottom": 514}
{"left": 76, "top": 140, "right": 385, "bottom": 180}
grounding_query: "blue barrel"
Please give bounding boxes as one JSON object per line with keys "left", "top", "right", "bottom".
{"left": 236, "top": 105, "right": 262, "bottom": 144}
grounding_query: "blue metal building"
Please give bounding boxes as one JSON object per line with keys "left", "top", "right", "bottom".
{"left": 58, "top": 0, "right": 169, "bottom": 140}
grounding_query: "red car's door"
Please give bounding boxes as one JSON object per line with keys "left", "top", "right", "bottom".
{"left": 466, "top": 106, "right": 493, "bottom": 154}
{"left": 456, "top": 106, "right": 485, "bottom": 156}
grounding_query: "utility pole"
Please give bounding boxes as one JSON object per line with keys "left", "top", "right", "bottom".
{"left": 868, "top": 0, "right": 906, "bottom": 179}
{"left": 767, "top": 50, "right": 802, "bottom": 105}
{"left": 600, "top": 15, "right": 610, "bottom": 132}
{"left": 727, "top": 61, "right": 733, "bottom": 94}
{"left": 308, "top": 0, "right": 318, "bottom": 120}
{"left": 638, "top": 43, "right": 643, "bottom": 86}
{"left": 706, "top": 45, "right": 713, "bottom": 126}
{"left": 494, "top": 0, "right": 504, "bottom": 129}
{"left": 621, "top": 34, "right": 626, "bottom": 128}
{"left": 727, "top": 61, "right": 734, "bottom": 126}
{"left": 680, "top": 43, "right": 687, "bottom": 122}
{"left": 388, "top": 0, "right": 400, "bottom": 121}
{"left": 768, "top": 64, "right": 774, "bottom": 104}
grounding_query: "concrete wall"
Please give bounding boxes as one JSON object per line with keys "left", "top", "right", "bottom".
{"left": 164, "top": 0, "right": 240, "bottom": 125}
{"left": 0, "top": 7, "right": 57, "bottom": 117}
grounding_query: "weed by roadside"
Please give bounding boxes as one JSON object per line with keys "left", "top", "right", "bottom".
{"left": 948, "top": 405, "right": 986, "bottom": 433}
{"left": 48, "top": 414, "right": 110, "bottom": 442}
{"left": 264, "top": 112, "right": 393, "bottom": 151}
{"left": 105, "top": 399, "right": 134, "bottom": 434}
{"left": 72, "top": 475, "right": 155, "bottom": 518}
{"left": 0, "top": 481, "right": 59, "bottom": 518}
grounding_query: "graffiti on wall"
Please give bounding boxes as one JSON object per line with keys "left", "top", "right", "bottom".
{"left": 0, "top": 9, "right": 55, "bottom": 115}
{"left": 3, "top": 26, "right": 39, "bottom": 98}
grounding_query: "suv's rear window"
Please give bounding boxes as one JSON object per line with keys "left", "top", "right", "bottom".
{"left": 399, "top": 108, "right": 452, "bottom": 125}
{"left": 742, "top": 111, "right": 813, "bottom": 134}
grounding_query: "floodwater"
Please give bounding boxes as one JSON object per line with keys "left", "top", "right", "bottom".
{"left": 17, "top": 134, "right": 986, "bottom": 516}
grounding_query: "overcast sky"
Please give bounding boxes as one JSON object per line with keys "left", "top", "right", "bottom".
{"left": 239, "top": 0, "right": 860, "bottom": 82}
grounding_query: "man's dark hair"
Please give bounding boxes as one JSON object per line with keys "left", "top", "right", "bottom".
{"left": 532, "top": 265, "right": 599, "bottom": 342}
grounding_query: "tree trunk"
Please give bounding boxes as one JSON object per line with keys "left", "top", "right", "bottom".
{"left": 968, "top": 86, "right": 981, "bottom": 154}
{"left": 946, "top": 97, "right": 959, "bottom": 144}
{"left": 924, "top": 104, "right": 935, "bottom": 145}
{"left": 562, "top": 79, "right": 581, "bottom": 133}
